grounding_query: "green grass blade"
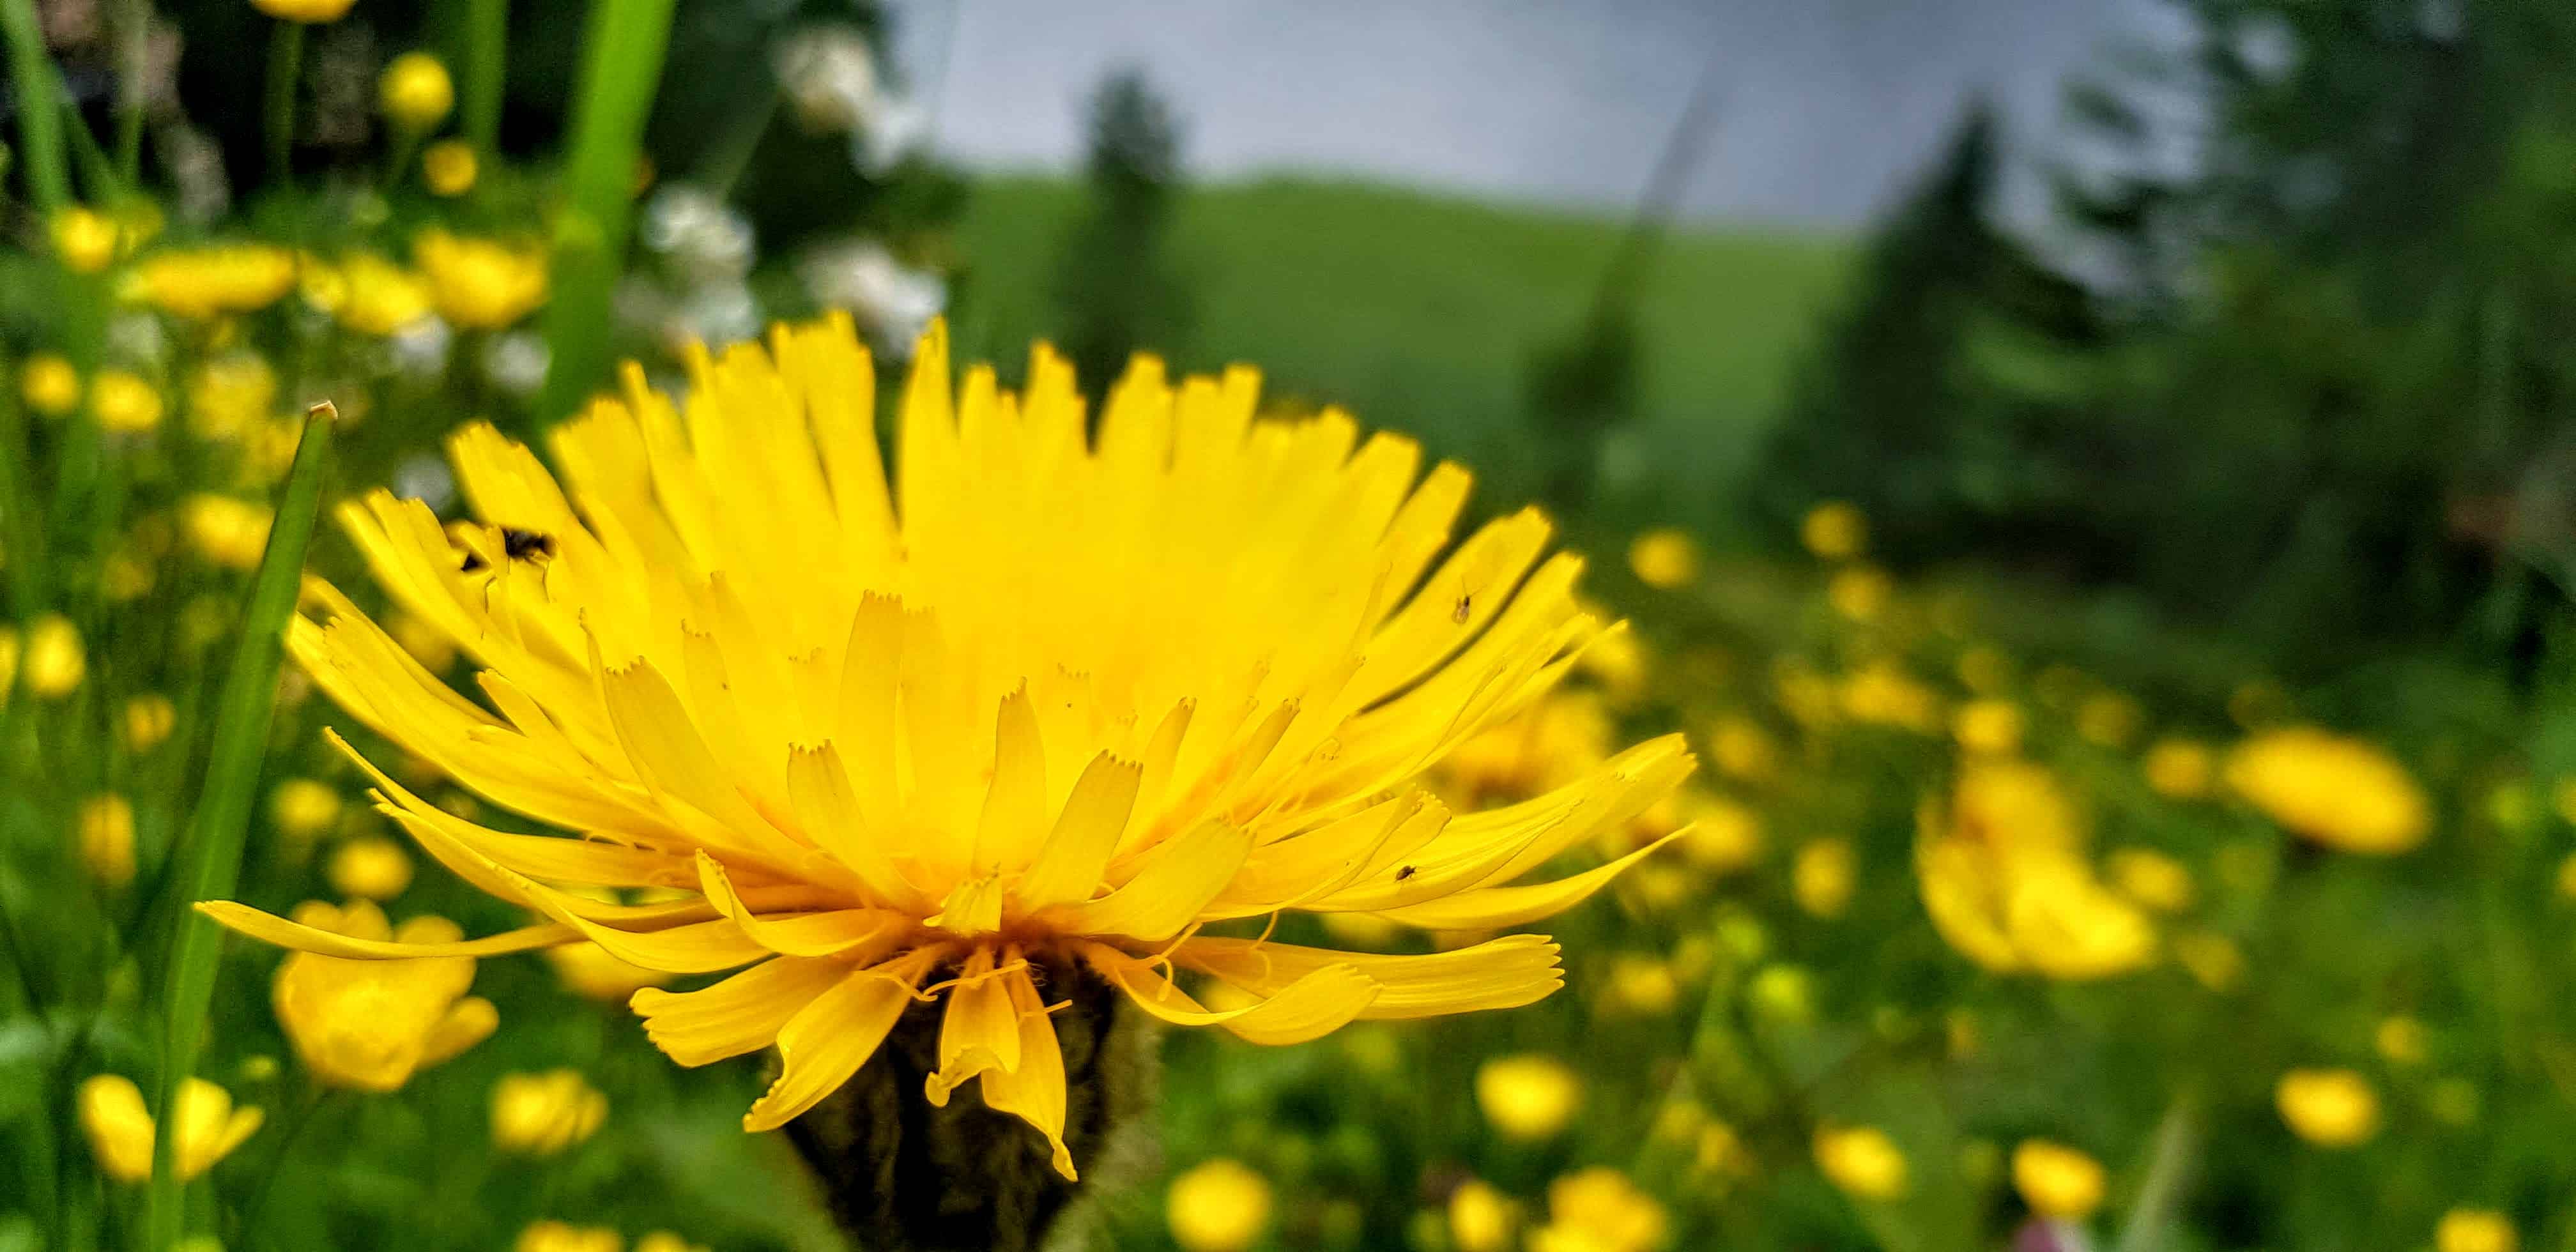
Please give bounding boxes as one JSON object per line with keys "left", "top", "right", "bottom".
{"left": 0, "top": 0, "right": 72, "bottom": 212}
{"left": 461, "top": 0, "right": 509, "bottom": 154}
{"left": 533, "top": 0, "right": 677, "bottom": 428}
{"left": 144, "top": 402, "right": 337, "bottom": 1251}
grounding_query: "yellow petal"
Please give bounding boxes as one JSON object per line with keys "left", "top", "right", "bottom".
{"left": 197, "top": 901, "right": 578, "bottom": 958}
{"left": 1368, "top": 830, "right": 1686, "bottom": 930}
{"left": 1013, "top": 752, "right": 1143, "bottom": 914}
{"left": 976, "top": 960, "right": 1075, "bottom": 1180}
{"left": 1041, "top": 820, "right": 1250, "bottom": 941}
{"left": 632, "top": 956, "right": 853, "bottom": 1066}
{"left": 972, "top": 687, "right": 1048, "bottom": 874}
{"left": 1078, "top": 942, "right": 1378, "bottom": 1044}
{"left": 693, "top": 850, "right": 908, "bottom": 959}
{"left": 744, "top": 949, "right": 941, "bottom": 1131}
{"left": 924, "top": 946, "right": 1021, "bottom": 1105}
{"left": 420, "top": 996, "right": 500, "bottom": 1068}
{"left": 1179, "top": 934, "right": 1563, "bottom": 1019}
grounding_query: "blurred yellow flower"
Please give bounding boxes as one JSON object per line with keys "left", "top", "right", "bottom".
{"left": 183, "top": 494, "right": 274, "bottom": 570}
{"left": 1801, "top": 500, "right": 1867, "bottom": 560}
{"left": 1917, "top": 763, "right": 2154, "bottom": 979}
{"left": 24, "top": 614, "right": 85, "bottom": 697}
{"left": 130, "top": 245, "right": 297, "bottom": 319}
{"left": 414, "top": 230, "right": 548, "bottom": 328}
{"left": 2437, "top": 1209, "right": 2517, "bottom": 1252}
{"left": 1814, "top": 1126, "right": 1908, "bottom": 1200}
{"left": 186, "top": 355, "right": 277, "bottom": 440}
{"left": 380, "top": 52, "right": 454, "bottom": 130}
{"left": 2106, "top": 848, "right": 2195, "bottom": 913}
{"left": 1529, "top": 1168, "right": 1666, "bottom": 1252}
{"left": 1167, "top": 1158, "right": 1272, "bottom": 1252}
{"left": 2075, "top": 692, "right": 2143, "bottom": 749}
{"left": 422, "top": 139, "right": 479, "bottom": 196}
{"left": 1577, "top": 622, "right": 1649, "bottom": 707}
{"left": 545, "top": 942, "right": 676, "bottom": 1001}
{"left": 1827, "top": 565, "right": 1893, "bottom": 623}
{"left": 93, "top": 370, "right": 165, "bottom": 432}
{"left": 275, "top": 901, "right": 495, "bottom": 1091}
{"left": 2554, "top": 778, "right": 2576, "bottom": 827}
{"left": 269, "top": 777, "right": 344, "bottom": 839}
{"left": 333, "top": 252, "right": 435, "bottom": 336}
{"left": 1706, "top": 714, "right": 1779, "bottom": 784}
{"left": 1955, "top": 645, "right": 2011, "bottom": 695}
{"left": 1438, "top": 691, "right": 1611, "bottom": 805}
{"left": 1746, "top": 963, "right": 1813, "bottom": 1023}
{"left": 633, "top": 1233, "right": 709, "bottom": 1252}
{"left": 1793, "top": 837, "right": 1857, "bottom": 919}
{"left": 0, "top": 627, "right": 17, "bottom": 698}
{"left": 492, "top": 1069, "right": 608, "bottom": 1155}
{"left": 52, "top": 207, "right": 121, "bottom": 272}
{"left": 79, "top": 1074, "right": 263, "bottom": 1182}
{"left": 79, "top": 794, "right": 137, "bottom": 889}
{"left": 1627, "top": 527, "right": 1700, "bottom": 590}
{"left": 1694, "top": 1122, "right": 1751, "bottom": 1179}
{"left": 2276, "top": 1067, "right": 2379, "bottom": 1148}
{"left": 2556, "top": 853, "right": 2576, "bottom": 903}
{"left": 2375, "top": 1015, "right": 2429, "bottom": 1067}
{"left": 327, "top": 837, "right": 415, "bottom": 900}
{"left": 1952, "top": 698, "right": 2023, "bottom": 756}
{"left": 125, "top": 694, "right": 178, "bottom": 751}
{"left": 2169, "top": 929, "right": 2244, "bottom": 993}
{"left": 2142, "top": 738, "right": 2213, "bottom": 799}
{"left": 1677, "top": 790, "right": 1764, "bottom": 874}
{"left": 516, "top": 1222, "right": 622, "bottom": 1252}
{"left": 19, "top": 353, "right": 81, "bottom": 416}
{"left": 2012, "top": 1139, "right": 2104, "bottom": 1221}
{"left": 1602, "top": 954, "right": 1680, "bottom": 1016}
{"left": 253, "top": 0, "right": 356, "bottom": 22}
{"left": 1449, "top": 1179, "right": 1515, "bottom": 1252}
{"left": 2225, "top": 728, "right": 2430, "bottom": 855}
{"left": 1477, "top": 1054, "right": 1582, "bottom": 1141}
{"left": 1839, "top": 660, "right": 1938, "bottom": 731}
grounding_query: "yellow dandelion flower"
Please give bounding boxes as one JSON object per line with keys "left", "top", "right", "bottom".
{"left": 275, "top": 901, "right": 496, "bottom": 1091}
{"left": 1449, "top": 1179, "right": 1515, "bottom": 1252}
{"left": 80, "top": 794, "right": 137, "bottom": 889}
{"left": 1602, "top": 954, "right": 1679, "bottom": 1015}
{"left": 1793, "top": 837, "right": 1857, "bottom": 919}
{"left": 1167, "top": 1159, "right": 1271, "bottom": 1252}
{"left": 20, "top": 353, "right": 82, "bottom": 416}
{"left": 414, "top": 230, "right": 547, "bottom": 328}
{"left": 1917, "top": 763, "right": 2154, "bottom": 979}
{"left": 1801, "top": 501, "right": 1867, "bottom": 560}
{"left": 79, "top": 1074, "right": 263, "bottom": 1182}
{"left": 203, "top": 317, "right": 1690, "bottom": 1181}
{"left": 183, "top": 494, "right": 275, "bottom": 570}
{"left": 24, "top": 613, "right": 85, "bottom": 697}
{"left": 328, "top": 837, "right": 416, "bottom": 900}
{"left": 379, "top": 52, "right": 454, "bottom": 131}
{"left": 423, "top": 140, "right": 479, "bottom": 197}
{"left": 517, "top": 1222, "right": 622, "bottom": 1252}
{"left": 126, "top": 694, "right": 178, "bottom": 751}
{"left": 2075, "top": 692, "right": 2143, "bottom": 749}
{"left": 129, "top": 245, "right": 298, "bottom": 319}
{"left": 1706, "top": 714, "right": 1778, "bottom": 784}
{"left": 1814, "top": 1126, "right": 1908, "bottom": 1200}
{"left": 493, "top": 1069, "right": 608, "bottom": 1155}
{"left": 1627, "top": 527, "right": 1699, "bottom": 590}
{"left": 634, "top": 1233, "right": 709, "bottom": 1252}
{"left": 1745, "top": 963, "right": 1812, "bottom": 1023}
{"left": 1477, "top": 1054, "right": 1582, "bottom": 1141}
{"left": 2276, "top": 1067, "right": 2378, "bottom": 1148}
{"left": 1839, "top": 660, "right": 1938, "bottom": 731}
{"left": 2437, "top": 1210, "right": 2518, "bottom": 1252}
{"left": 2142, "top": 738, "right": 2212, "bottom": 799}
{"left": 1952, "top": 698, "right": 2023, "bottom": 756}
{"left": 1676, "top": 790, "right": 1763, "bottom": 874}
{"left": 2012, "top": 1139, "right": 2104, "bottom": 1221}
{"left": 92, "top": 370, "right": 165, "bottom": 432}
{"left": 1529, "top": 1168, "right": 1666, "bottom": 1252}
{"left": 253, "top": 0, "right": 356, "bottom": 22}
{"left": 2225, "top": 728, "right": 2429, "bottom": 855}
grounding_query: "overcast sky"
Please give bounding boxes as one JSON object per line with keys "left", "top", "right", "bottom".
{"left": 891, "top": 0, "right": 2178, "bottom": 227}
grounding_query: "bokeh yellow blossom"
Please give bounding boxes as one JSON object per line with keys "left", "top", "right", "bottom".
{"left": 1815, "top": 1125, "right": 1908, "bottom": 1200}
{"left": 183, "top": 494, "right": 273, "bottom": 570}
{"left": 130, "top": 245, "right": 297, "bottom": 319}
{"left": 2377, "top": 1015, "right": 2429, "bottom": 1066}
{"left": 2437, "top": 1210, "right": 2518, "bottom": 1252}
{"left": 252, "top": 0, "right": 356, "bottom": 22}
{"left": 1917, "top": 763, "right": 2155, "bottom": 979}
{"left": 2142, "top": 738, "right": 2214, "bottom": 799}
{"left": 2106, "top": 848, "right": 2195, "bottom": 913}
{"left": 269, "top": 777, "right": 344, "bottom": 839}
{"left": 125, "top": 694, "right": 178, "bottom": 751}
{"left": 1167, "top": 1158, "right": 1272, "bottom": 1252}
{"left": 326, "top": 837, "right": 415, "bottom": 900}
{"left": 423, "top": 139, "right": 479, "bottom": 196}
{"left": 1953, "top": 698, "right": 2023, "bottom": 755}
{"left": 1477, "top": 1054, "right": 1581, "bottom": 1140}
{"left": 2226, "top": 728, "right": 2430, "bottom": 854}
{"left": 92, "top": 370, "right": 165, "bottom": 432}
{"left": 415, "top": 231, "right": 548, "bottom": 328}
{"left": 2012, "top": 1139, "right": 2105, "bottom": 1220}
{"left": 187, "top": 355, "right": 278, "bottom": 440}
{"left": 516, "top": 1223, "right": 622, "bottom": 1252}
{"left": 79, "top": 794, "right": 137, "bottom": 889}
{"left": 380, "top": 52, "right": 455, "bottom": 131}
{"left": 1793, "top": 837, "right": 1857, "bottom": 919}
{"left": 492, "top": 1069, "right": 608, "bottom": 1155}
{"left": 24, "top": 614, "right": 85, "bottom": 697}
{"left": 1529, "top": 1168, "right": 1666, "bottom": 1252}
{"left": 19, "top": 354, "right": 81, "bottom": 416}
{"left": 1827, "top": 565, "right": 1894, "bottom": 623}
{"left": 79, "top": 1074, "right": 263, "bottom": 1182}
{"left": 2276, "top": 1067, "right": 2379, "bottom": 1148}
{"left": 1801, "top": 500, "right": 1867, "bottom": 560}
{"left": 275, "top": 901, "right": 496, "bottom": 1091}
{"left": 1449, "top": 1179, "right": 1515, "bottom": 1252}
{"left": 545, "top": 942, "right": 675, "bottom": 1001}
{"left": 1627, "top": 527, "right": 1701, "bottom": 589}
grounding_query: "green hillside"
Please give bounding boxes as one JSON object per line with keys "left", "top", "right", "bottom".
{"left": 950, "top": 174, "right": 1855, "bottom": 530}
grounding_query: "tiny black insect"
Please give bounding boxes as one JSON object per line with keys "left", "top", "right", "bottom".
{"left": 1394, "top": 864, "right": 1418, "bottom": 881}
{"left": 1452, "top": 595, "right": 1472, "bottom": 624}
{"left": 460, "top": 528, "right": 555, "bottom": 572}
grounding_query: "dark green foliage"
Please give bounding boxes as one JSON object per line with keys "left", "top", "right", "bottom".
{"left": 1053, "top": 70, "right": 1190, "bottom": 399}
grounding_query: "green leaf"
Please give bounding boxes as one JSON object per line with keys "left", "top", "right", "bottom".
{"left": 144, "top": 402, "right": 337, "bottom": 1251}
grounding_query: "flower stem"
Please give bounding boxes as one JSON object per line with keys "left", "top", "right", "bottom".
{"left": 114, "top": 0, "right": 147, "bottom": 179}
{"left": 461, "top": 0, "right": 508, "bottom": 153}
{"left": 264, "top": 19, "right": 304, "bottom": 187}
{"left": 0, "top": 0, "right": 70, "bottom": 211}
{"left": 144, "top": 404, "right": 337, "bottom": 1251}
